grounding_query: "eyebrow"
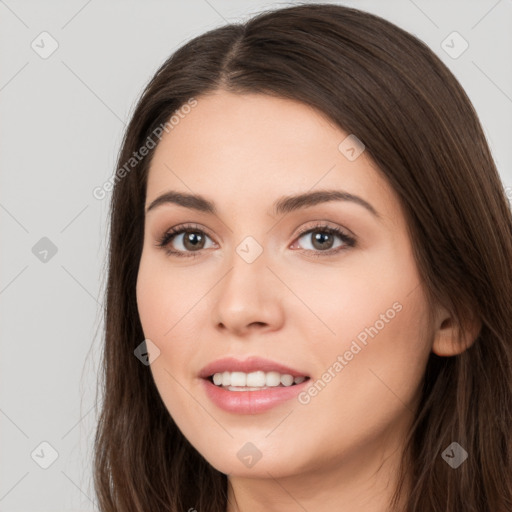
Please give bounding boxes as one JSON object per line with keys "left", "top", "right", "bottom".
{"left": 145, "top": 189, "right": 380, "bottom": 218}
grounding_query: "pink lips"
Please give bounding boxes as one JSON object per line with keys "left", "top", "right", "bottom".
{"left": 198, "top": 356, "right": 310, "bottom": 415}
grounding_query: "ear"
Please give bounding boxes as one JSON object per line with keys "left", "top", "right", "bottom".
{"left": 431, "top": 304, "right": 482, "bottom": 357}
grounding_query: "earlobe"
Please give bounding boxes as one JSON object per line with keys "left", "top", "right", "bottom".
{"left": 431, "top": 308, "right": 482, "bottom": 357}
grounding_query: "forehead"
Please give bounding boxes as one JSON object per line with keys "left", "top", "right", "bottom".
{"left": 145, "top": 90, "right": 399, "bottom": 222}
{"left": 151, "top": 90, "right": 347, "bottom": 165}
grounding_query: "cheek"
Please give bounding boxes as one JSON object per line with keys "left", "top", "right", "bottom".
{"left": 298, "top": 241, "right": 432, "bottom": 415}
{"left": 136, "top": 259, "right": 167, "bottom": 342}
{"left": 136, "top": 251, "right": 196, "bottom": 342}
{"left": 292, "top": 246, "right": 425, "bottom": 356}
{"left": 286, "top": 296, "right": 431, "bottom": 474}
{"left": 303, "top": 279, "right": 432, "bottom": 430}
{"left": 135, "top": 255, "right": 192, "bottom": 395}
{"left": 136, "top": 257, "right": 201, "bottom": 430}
{"left": 135, "top": 251, "right": 206, "bottom": 385}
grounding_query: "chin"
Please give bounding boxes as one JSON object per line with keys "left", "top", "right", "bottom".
{"left": 195, "top": 440, "right": 307, "bottom": 478}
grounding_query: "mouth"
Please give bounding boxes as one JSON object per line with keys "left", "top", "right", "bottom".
{"left": 206, "top": 371, "right": 310, "bottom": 391}
{"left": 199, "top": 356, "right": 311, "bottom": 413}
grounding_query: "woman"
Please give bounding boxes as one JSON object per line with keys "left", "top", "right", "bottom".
{"left": 93, "top": 3, "right": 512, "bottom": 511}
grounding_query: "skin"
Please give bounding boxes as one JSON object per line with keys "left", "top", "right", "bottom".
{"left": 136, "top": 90, "right": 468, "bottom": 511}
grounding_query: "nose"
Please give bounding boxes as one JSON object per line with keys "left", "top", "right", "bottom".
{"left": 212, "top": 247, "right": 285, "bottom": 337}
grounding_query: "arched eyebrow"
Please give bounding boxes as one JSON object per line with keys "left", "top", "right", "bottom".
{"left": 272, "top": 190, "right": 380, "bottom": 218}
{"left": 145, "top": 189, "right": 380, "bottom": 219}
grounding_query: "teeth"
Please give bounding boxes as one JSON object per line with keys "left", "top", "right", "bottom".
{"left": 210, "top": 371, "right": 307, "bottom": 388}
{"left": 266, "top": 371, "right": 281, "bottom": 387}
{"left": 281, "top": 374, "right": 294, "bottom": 386}
{"left": 246, "top": 371, "right": 266, "bottom": 387}
{"left": 230, "top": 372, "right": 246, "bottom": 387}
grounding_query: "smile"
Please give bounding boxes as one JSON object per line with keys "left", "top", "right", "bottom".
{"left": 210, "top": 370, "right": 307, "bottom": 390}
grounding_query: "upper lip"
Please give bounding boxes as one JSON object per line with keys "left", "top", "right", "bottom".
{"left": 199, "top": 356, "right": 309, "bottom": 379}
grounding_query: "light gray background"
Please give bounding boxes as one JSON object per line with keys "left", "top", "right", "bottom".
{"left": 1, "top": 0, "right": 511, "bottom": 510}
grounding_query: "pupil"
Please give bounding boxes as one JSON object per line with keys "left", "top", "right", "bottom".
{"left": 185, "top": 231, "right": 203, "bottom": 250}
{"left": 313, "top": 232, "right": 333, "bottom": 249}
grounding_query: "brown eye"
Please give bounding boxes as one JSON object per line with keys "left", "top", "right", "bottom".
{"left": 294, "top": 225, "right": 355, "bottom": 254}
{"left": 309, "top": 231, "right": 336, "bottom": 250}
{"left": 156, "top": 224, "right": 215, "bottom": 257}
{"left": 181, "top": 230, "right": 207, "bottom": 251}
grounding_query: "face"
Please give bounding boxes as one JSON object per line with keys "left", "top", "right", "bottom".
{"left": 136, "top": 90, "right": 434, "bottom": 480}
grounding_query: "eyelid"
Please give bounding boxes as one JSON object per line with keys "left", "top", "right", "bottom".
{"left": 294, "top": 220, "right": 355, "bottom": 239}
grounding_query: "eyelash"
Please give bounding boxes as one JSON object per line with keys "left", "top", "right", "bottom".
{"left": 155, "top": 222, "right": 356, "bottom": 258}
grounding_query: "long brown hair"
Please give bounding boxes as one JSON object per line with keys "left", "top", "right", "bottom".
{"left": 93, "top": 3, "right": 512, "bottom": 510}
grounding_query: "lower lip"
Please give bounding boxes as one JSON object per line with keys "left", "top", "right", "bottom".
{"left": 201, "top": 378, "right": 310, "bottom": 414}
